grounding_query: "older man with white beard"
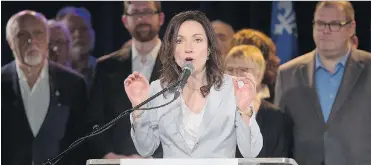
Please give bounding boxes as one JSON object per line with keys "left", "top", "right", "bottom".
{"left": 56, "top": 6, "right": 97, "bottom": 89}
{"left": 2, "top": 10, "right": 88, "bottom": 165}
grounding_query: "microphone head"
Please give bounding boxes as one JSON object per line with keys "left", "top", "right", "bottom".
{"left": 183, "top": 61, "right": 194, "bottom": 73}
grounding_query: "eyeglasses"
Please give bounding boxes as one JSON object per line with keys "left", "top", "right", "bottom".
{"left": 313, "top": 20, "right": 352, "bottom": 32}
{"left": 126, "top": 10, "right": 160, "bottom": 18}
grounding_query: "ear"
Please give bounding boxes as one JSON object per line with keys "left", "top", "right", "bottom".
{"left": 350, "top": 21, "right": 356, "bottom": 37}
{"left": 90, "top": 28, "right": 96, "bottom": 50}
{"left": 122, "top": 15, "right": 129, "bottom": 29}
{"left": 159, "top": 12, "right": 165, "bottom": 26}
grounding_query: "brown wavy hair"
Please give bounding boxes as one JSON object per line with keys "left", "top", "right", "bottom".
{"left": 159, "top": 10, "right": 224, "bottom": 97}
{"left": 229, "top": 29, "right": 280, "bottom": 86}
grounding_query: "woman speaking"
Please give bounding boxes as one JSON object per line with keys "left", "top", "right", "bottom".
{"left": 124, "top": 10, "right": 263, "bottom": 158}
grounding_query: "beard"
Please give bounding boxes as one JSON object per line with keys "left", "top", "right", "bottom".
{"left": 70, "top": 46, "right": 82, "bottom": 61}
{"left": 131, "top": 23, "right": 159, "bottom": 42}
{"left": 24, "top": 49, "right": 43, "bottom": 66}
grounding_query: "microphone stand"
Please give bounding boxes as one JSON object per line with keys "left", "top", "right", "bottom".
{"left": 42, "top": 81, "right": 181, "bottom": 165}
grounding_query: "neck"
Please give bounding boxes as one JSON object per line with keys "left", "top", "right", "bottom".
{"left": 17, "top": 59, "right": 45, "bottom": 81}
{"left": 318, "top": 44, "right": 350, "bottom": 73}
{"left": 186, "top": 67, "right": 207, "bottom": 89}
{"left": 133, "top": 36, "right": 159, "bottom": 55}
{"left": 71, "top": 52, "right": 90, "bottom": 72}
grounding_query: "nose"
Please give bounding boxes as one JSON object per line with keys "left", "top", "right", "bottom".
{"left": 184, "top": 41, "right": 194, "bottom": 54}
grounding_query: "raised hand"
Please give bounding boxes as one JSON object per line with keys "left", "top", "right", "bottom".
{"left": 232, "top": 72, "right": 257, "bottom": 111}
{"left": 124, "top": 72, "right": 150, "bottom": 107}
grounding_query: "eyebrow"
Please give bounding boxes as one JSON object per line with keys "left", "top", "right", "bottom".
{"left": 177, "top": 34, "right": 205, "bottom": 38}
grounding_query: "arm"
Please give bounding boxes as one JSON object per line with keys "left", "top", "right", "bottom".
{"left": 235, "top": 108, "right": 263, "bottom": 158}
{"left": 62, "top": 76, "right": 89, "bottom": 164}
{"left": 273, "top": 68, "right": 294, "bottom": 158}
{"left": 274, "top": 69, "right": 285, "bottom": 107}
{"left": 129, "top": 83, "right": 161, "bottom": 157}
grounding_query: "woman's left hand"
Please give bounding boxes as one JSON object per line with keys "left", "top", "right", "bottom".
{"left": 232, "top": 72, "right": 257, "bottom": 111}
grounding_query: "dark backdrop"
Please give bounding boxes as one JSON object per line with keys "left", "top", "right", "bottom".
{"left": 2, "top": 1, "right": 370, "bottom": 66}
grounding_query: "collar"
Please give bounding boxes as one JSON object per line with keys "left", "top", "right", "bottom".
{"left": 131, "top": 38, "right": 161, "bottom": 62}
{"left": 315, "top": 46, "right": 351, "bottom": 70}
{"left": 16, "top": 60, "right": 49, "bottom": 81}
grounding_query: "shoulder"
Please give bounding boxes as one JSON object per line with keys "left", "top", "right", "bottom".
{"left": 258, "top": 100, "right": 286, "bottom": 122}
{"left": 354, "top": 48, "right": 371, "bottom": 63}
{"left": 1, "top": 60, "right": 15, "bottom": 75}
{"left": 149, "top": 79, "right": 164, "bottom": 92}
{"left": 50, "top": 62, "right": 85, "bottom": 85}
{"left": 219, "top": 74, "right": 234, "bottom": 90}
{"left": 95, "top": 47, "right": 132, "bottom": 75}
{"left": 278, "top": 50, "right": 315, "bottom": 73}
{"left": 97, "top": 44, "right": 132, "bottom": 64}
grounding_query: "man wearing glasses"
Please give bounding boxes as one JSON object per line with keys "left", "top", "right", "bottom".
{"left": 87, "top": 1, "right": 164, "bottom": 159}
{"left": 275, "top": 1, "right": 371, "bottom": 165}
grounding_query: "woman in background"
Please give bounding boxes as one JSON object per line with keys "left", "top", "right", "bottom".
{"left": 230, "top": 29, "right": 280, "bottom": 103}
{"left": 225, "top": 45, "right": 291, "bottom": 158}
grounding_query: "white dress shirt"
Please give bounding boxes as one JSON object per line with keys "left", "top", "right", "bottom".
{"left": 131, "top": 39, "right": 161, "bottom": 81}
{"left": 16, "top": 61, "right": 50, "bottom": 137}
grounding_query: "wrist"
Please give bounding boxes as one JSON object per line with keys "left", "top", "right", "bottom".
{"left": 237, "top": 104, "right": 254, "bottom": 118}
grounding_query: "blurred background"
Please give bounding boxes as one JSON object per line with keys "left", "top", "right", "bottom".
{"left": 2, "top": 1, "right": 371, "bottom": 66}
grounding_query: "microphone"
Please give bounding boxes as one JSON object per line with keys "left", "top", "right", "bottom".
{"left": 175, "top": 61, "right": 194, "bottom": 91}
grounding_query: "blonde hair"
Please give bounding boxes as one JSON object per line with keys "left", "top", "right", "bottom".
{"left": 227, "top": 45, "right": 266, "bottom": 74}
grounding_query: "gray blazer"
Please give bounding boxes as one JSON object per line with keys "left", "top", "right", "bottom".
{"left": 274, "top": 48, "right": 371, "bottom": 165}
{"left": 131, "top": 74, "right": 263, "bottom": 158}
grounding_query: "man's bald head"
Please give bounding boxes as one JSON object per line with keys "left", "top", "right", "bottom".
{"left": 212, "top": 20, "right": 235, "bottom": 55}
{"left": 6, "top": 10, "right": 49, "bottom": 67}
{"left": 6, "top": 10, "right": 48, "bottom": 42}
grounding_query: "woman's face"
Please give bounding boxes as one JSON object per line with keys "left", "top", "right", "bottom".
{"left": 225, "top": 56, "right": 263, "bottom": 85}
{"left": 174, "top": 20, "right": 209, "bottom": 73}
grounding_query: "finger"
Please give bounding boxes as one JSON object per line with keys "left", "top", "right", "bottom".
{"left": 124, "top": 78, "right": 132, "bottom": 86}
{"left": 128, "top": 74, "right": 136, "bottom": 80}
{"left": 232, "top": 78, "right": 239, "bottom": 94}
{"left": 244, "top": 72, "right": 257, "bottom": 85}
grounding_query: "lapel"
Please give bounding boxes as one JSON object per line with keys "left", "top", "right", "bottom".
{"left": 168, "top": 92, "right": 191, "bottom": 153}
{"left": 35, "top": 61, "right": 62, "bottom": 138}
{"left": 10, "top": 61, "right": 35, "bottom": 139}
{"left": 195, "top": 83, "right": 226, "bottom": 142}
{"left": 328, "top": 48, "right": 364, "bottom": 123}
{"left": 149, "top": 56, "right": 162, "bottom": 83}
{"left": 168, "top": 80, "right": 226, "bottom": 152}
{"left": 299, "top": 51, "right": 326, "bottom": 124}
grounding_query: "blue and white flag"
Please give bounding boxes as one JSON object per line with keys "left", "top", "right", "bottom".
{"left": 271, "top": 1, "right": 299, "bottom": 64}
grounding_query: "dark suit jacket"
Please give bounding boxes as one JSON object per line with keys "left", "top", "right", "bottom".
{"left": 236, "top": 100, "right": 291, "bottom": 158}
{"left": 274, "top": 48, "right": 371, "bottom": 165}
{"left": 86, "top": 46, "right": 163, "bottom": 158}
{"left": 2, "top": 61, "right": 88, "bottom": 165}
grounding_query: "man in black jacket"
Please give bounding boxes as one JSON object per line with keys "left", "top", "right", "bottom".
{"left": 86, "top": 1, "right": 165, "bottom": 159}
{"left": 2, "top": 10, "right": 88, "bottom": 165}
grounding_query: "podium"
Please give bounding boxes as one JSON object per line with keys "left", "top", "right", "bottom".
{"left": 87, "top": 158, "right": 298, "bottom": 165}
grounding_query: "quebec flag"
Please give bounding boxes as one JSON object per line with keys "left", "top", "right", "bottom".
{"left": 271, "top": 1, "right": 299, "bottom": 64}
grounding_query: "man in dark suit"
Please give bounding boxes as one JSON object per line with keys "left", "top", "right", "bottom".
{"left": 275, "top": 1, "right": 371, "bottom": 165}
{"left": 86, "top": 1, "right": 165, "bottom": 159}
{"left": 2, "top": 10, "right": 88, "bottom": 165}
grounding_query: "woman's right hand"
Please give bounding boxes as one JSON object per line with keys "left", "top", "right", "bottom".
{"left": 124, "top": 72, "right": 150, "bottom": 108}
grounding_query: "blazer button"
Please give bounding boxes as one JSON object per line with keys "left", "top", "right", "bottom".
{"left": 57, "top": 103, "right": 62, "bottom": 107}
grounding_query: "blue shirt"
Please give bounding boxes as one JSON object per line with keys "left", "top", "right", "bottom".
{"left": 314, "top": 50, "right": 350, "bottom": 122}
